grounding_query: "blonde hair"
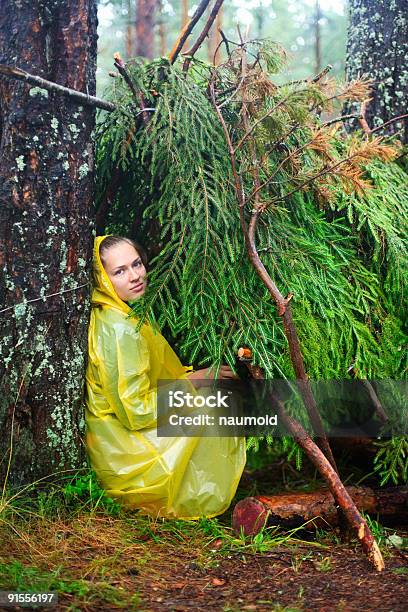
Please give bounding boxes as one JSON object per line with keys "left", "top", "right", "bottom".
{"left": 99, "top": 235, "right": 148, "bottom": 268}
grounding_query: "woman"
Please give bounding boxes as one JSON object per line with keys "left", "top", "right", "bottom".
{"left": 85, "top": 235, "right": 246, "bottom": 519}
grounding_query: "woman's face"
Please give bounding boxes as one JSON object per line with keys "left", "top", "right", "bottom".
{"left": 102, "top": 242, "right": 147, "bottom": 301}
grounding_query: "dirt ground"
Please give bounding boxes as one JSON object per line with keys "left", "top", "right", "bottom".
{"left": 134, "top": 542, "right": 408, "bottom": 612}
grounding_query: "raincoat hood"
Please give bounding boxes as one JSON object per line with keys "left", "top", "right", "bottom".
{"left": 91, "top": 235, "right": 131, "bottom": 315}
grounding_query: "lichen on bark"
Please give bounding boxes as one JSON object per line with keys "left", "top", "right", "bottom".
{"left": 345, "top": 0, "right": 408, "bottom": 142}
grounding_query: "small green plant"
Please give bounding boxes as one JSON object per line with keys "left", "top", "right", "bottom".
{"left": 1, "top": 470, "right": 123, "bottom": 523}
{"left": 291, "top": 551, "right": 314, "bottom": 573}
{"left": 361, "top": 513, "right": 391, "bottom": 549}
{"left": 315, "top": 555, "right": 332, "bottom": 572}
{"left": 61, "top": 471, "right": 123, "bottom": 515}
{"left": 0, "top": 561, "right": 89, "bottom": 596}
{"left": 392, "top": 567, "right": 408, "bottom": 575}
{"left": 0, "top": 561, "right": 141, "bottom": 610}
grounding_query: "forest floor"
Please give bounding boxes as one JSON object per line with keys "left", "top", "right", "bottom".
{"left": 1, "top": 453, "right": 407, "bottom": 612}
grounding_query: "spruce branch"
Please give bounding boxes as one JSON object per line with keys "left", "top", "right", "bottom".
{"left": 266, "top": 137, "right": 395, "bottom": 206}
{"left": 211, "top": 55, "right": 338, "bottom": 473}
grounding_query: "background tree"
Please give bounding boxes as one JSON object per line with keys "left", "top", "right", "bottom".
{"left": 96, "top": 0, "right": 348, "bottom": 93}
{"left": 135, "top": 0, "right": 157, "bottom": 58}
{"left": 345, "top": 0, "right": 408, "bottom": 142}
{"left": 126, "top": 0, "right": 135, "bottom": 58}
{"left": 0, "top": 0, "right": 97, "bottom": 487}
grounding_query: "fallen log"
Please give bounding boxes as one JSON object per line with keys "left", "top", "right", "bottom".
{"left": 233, "top": 486, "right": 408, "bottom": 536}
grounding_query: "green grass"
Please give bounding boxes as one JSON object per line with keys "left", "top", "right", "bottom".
{"left": 0, "top": 561, "right": 141, "bottom": 610}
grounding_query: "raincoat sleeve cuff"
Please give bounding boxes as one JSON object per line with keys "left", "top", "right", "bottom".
{"left": 181, "top": 365, "right": 194, "bottom": 379}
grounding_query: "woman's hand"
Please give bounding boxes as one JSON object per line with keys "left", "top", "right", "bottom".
{"left": 187, "top": 365, "right": 238, "bottom": 381}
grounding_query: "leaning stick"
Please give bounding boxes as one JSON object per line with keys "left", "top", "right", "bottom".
{"left": 168, "top": 0, "right": 211, "bottom": 64}
{"left": 243, "top": 358, "right": 385, "bottom": 572}
{"left": 182, "top": 0, "right": 225, "bottom": 72}
{"left": 0, "top": 64, "right": 115, "bottom": 112}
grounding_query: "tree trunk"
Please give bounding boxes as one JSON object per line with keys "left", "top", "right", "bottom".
{"left": 157, "top": 0, "right": 167, "bottom": 56}
{"left": 126, "top": 0, "right": 134, "bottom": 59}
{"left": 136, "top": 0, "right": 156, "bottom": 59}
{"left": 345, "top": 0, "right": 408, "bottom": 142}
{"left": 0, "top": 0, "right": 97, "bottom": 487}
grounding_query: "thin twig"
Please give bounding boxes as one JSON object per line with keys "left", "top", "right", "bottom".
{"left": 0, "top": 64, "right": 115, "bottom": 112}
{"left": 113, "top": 53, "right": 152, "bottom": 125}
{"left": 322, "top": 113, "right": 361, "bottom": 127}
{"left": 311, "top": 64, "right": 332, "bottom": 83}
{"left": 248, "top": 136, "right": 317, "bottom": 201}
{"left": 280, "top": 64, "right": 332, "bottom": 88}
{"left": 359, "top": 99, "right": 371, "bottom": 135}
{"left": 219, "top": 29, "right": 231, "bottom": 56}
{"left": 235, "top": 88, "right": 307, "bottom": 151}
{"left": 369, "top": 113, "right": 408, "bottom": 134}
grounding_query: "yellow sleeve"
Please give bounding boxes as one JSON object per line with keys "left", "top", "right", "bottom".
{"left": 97, "top": 322, "right": 157, "bottom": 431}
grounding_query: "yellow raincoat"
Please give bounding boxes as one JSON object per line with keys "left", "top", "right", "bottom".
{"left": 84, "top": 236, "right": 246, "bottom": 519}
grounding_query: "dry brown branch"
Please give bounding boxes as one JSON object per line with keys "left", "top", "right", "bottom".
{"left": 251, "top": 135, "right": 396, "bottom": 205}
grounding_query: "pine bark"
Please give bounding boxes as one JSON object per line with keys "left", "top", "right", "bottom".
{"left": 345, "top": 0, "right": 408, "bottom": 142}
{"left": 0, "top": 0, "right": 97, "bottom": 486}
